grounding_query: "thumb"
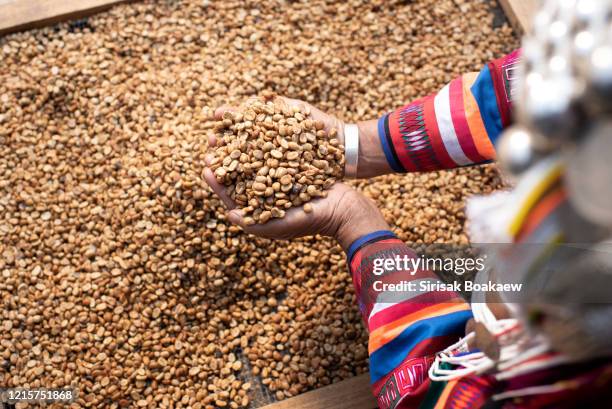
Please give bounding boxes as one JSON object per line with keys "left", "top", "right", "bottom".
{"left": 228, "top": 209, "right": 246, "bottom": 227}
{"left": 214, "top": 105, "right": 239, "bottom": 120}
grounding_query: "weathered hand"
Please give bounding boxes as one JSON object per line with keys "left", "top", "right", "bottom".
{"left": 204, "top": 98, "right": 390, "bottom": 248}
{"left": 203, "top": 172, "right": 385, "bottom": 248}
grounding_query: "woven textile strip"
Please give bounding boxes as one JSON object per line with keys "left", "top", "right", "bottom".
{"left": 397, "top": 100, "right": 442, "bottom": 171}
{"left": 377, "top": 50, "right": 521, "bottom": 173}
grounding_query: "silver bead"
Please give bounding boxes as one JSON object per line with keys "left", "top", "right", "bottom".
{"left": 497, "top": 126, "right": 539, "bottom": 177}
{"left": 575, "top": 0, "right": 600, "bottom": 21}
{"left": 574, "top": 30, "right": 596, "bottom": 73}
{"left": 585, "top": 45, "right": 612, "bottom": 112}
{"left": 520, "top": 74, "right": 579, "bottom": 139}
{"left": 566, "top": 121, "right": 612, "bottom": 227}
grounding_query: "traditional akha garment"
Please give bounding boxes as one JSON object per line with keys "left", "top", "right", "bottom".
{"left": 377, "top": 49, "right": 519, "bottom": 173}
{"left": 344, "top": 49, "right": 612, "bottom": 408}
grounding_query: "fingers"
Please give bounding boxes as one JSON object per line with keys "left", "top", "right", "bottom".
{"left": 227, "top": 209, "right": 245, "bottom": 227}
{"left": 204, "top": 153, "right": 214, "bottom": 166}
{"left": 222, "top": 184, "right": 355, "bottom": 240}
{"left": 229, "top": 205, "right": 312, "bottom": 240}
{"left": 277, "top": 97, "right": 344, "bottom": 141}
{"left": 214, "top": 105, "right": 238, "bottom": 120}
{"left": 278, "top": 96, "right": 306, "bottom": 110}
{"left": 203, "top": 168, "right": 236, "bottom": 210}
{"left": 208, "top": 97, "right": 347, "bottom": 239}
{"left": 208, "top": 133, "right": 217, "bottom": 148}
{"left": 465, "top": 318, "right": 476, "bottom": 349}
{"left": 486, "top": 291, "right": 512, "bottom": 319}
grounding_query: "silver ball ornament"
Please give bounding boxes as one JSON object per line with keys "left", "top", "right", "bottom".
{"left": 497, "top": 126, "right": 539, "bottom": 177}
{"left": 566, "top": 122, "right": 612, "bottom": 227}
{"left": 585, "top": 45, "right": 612, "bottom": 113}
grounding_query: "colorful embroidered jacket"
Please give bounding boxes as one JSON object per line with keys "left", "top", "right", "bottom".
{"left": 349, "top": 50, "right": 612, "bottom": 408}
{"left": 378, "top": 50, "right": 520, "bottom": 173}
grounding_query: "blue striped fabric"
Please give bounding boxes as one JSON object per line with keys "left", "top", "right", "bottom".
{"left": 470, "top": 65, "right": 504, "bottom": 146}
{"left": 369, "top": 310, "right": 473, "bottom": 383}
{"left": 378, "top": 114, "right": 404, "bottom": 172}
{"left": 347, "top": 230, "right": 397, "bottom": 263}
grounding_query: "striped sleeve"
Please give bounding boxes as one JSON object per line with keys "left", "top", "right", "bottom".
{"left": 347, "top": 231, "right": 472, "bottom": 409}
{"left": 378, "top": 49, "right": 521, "bottom": 173}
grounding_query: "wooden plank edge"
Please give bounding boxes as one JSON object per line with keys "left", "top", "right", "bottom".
{"left": 0, "top": 0, "right": 130, "bottom": 36}
{"left": 259, "top": 373, "right": 376, "bottom": 409}
{"left": 498, "top": 0, "right": 539, "bottom": 34}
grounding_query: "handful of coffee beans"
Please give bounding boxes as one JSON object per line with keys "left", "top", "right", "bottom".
{"left": 208, "top": 97, "right": 345, "bottom": 224}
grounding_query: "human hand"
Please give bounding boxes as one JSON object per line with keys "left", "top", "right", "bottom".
{"left": 203, "top": 173, "right": 388, "bottom": 249}
{"left": 464, "top": 292, "right": 512, "bottom": 360}
{"left": 209, "top": 96, "right": 345, "bottom": 152}
{"left": 209, "top": 96, "right": 392, "bottom": 179}
{"left": 204, "top": 98, "right": 390, "bottom": 248}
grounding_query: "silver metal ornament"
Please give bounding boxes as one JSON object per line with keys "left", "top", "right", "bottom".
{"left": 497, "top": 126, "right": 540, "bottom": 177}
{"left": 566, "top": 121, "right": 612, "bottom": 227}
{"left": 585, "top": 45, "right": 612, "bottom": 112}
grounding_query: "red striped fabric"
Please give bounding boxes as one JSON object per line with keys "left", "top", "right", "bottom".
{"left": 449, "top": 77, "right": 488, "bottom": 163}
{"left": 423, "top": 94, "right": 457, "bottom": 169}
{"left": 371, "top": 336, "right": 454, "bottom": 394}
{"left": 388, "top": 109, "right": 419, "bottom": 172}
{"left": 369, "top": 292, "right": 464, "bottom": 332}
{"left": 350, "top": 237, "right": 406, "bottom": 310}
{"left": 488, "top": 49, "right": 521, "bottom": 127}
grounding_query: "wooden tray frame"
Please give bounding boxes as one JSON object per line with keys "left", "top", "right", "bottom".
{"left": 0, "top": 0, "right": 537, "bottom": 407}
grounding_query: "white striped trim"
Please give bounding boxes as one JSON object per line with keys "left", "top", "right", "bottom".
{"left": 367, "top": 278, "right": 444, "bottom": 324}
{"left": 433, "top": 84, "right": 472, "bottom": 166}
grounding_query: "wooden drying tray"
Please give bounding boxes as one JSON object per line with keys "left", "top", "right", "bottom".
{"left": 0, "top": 0, "right": 537, "bottom": 408}
{"left": 259, "top": 374, "right": 377, "bottom": 409}
{"left": 0, "top": 0, "right": 537, "bottom": 37}
{"left": 0, "top": 0, "right": 129, "bottom": 35}
{"left": 499, "top": 0, "right": 538, "bottom": 34}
